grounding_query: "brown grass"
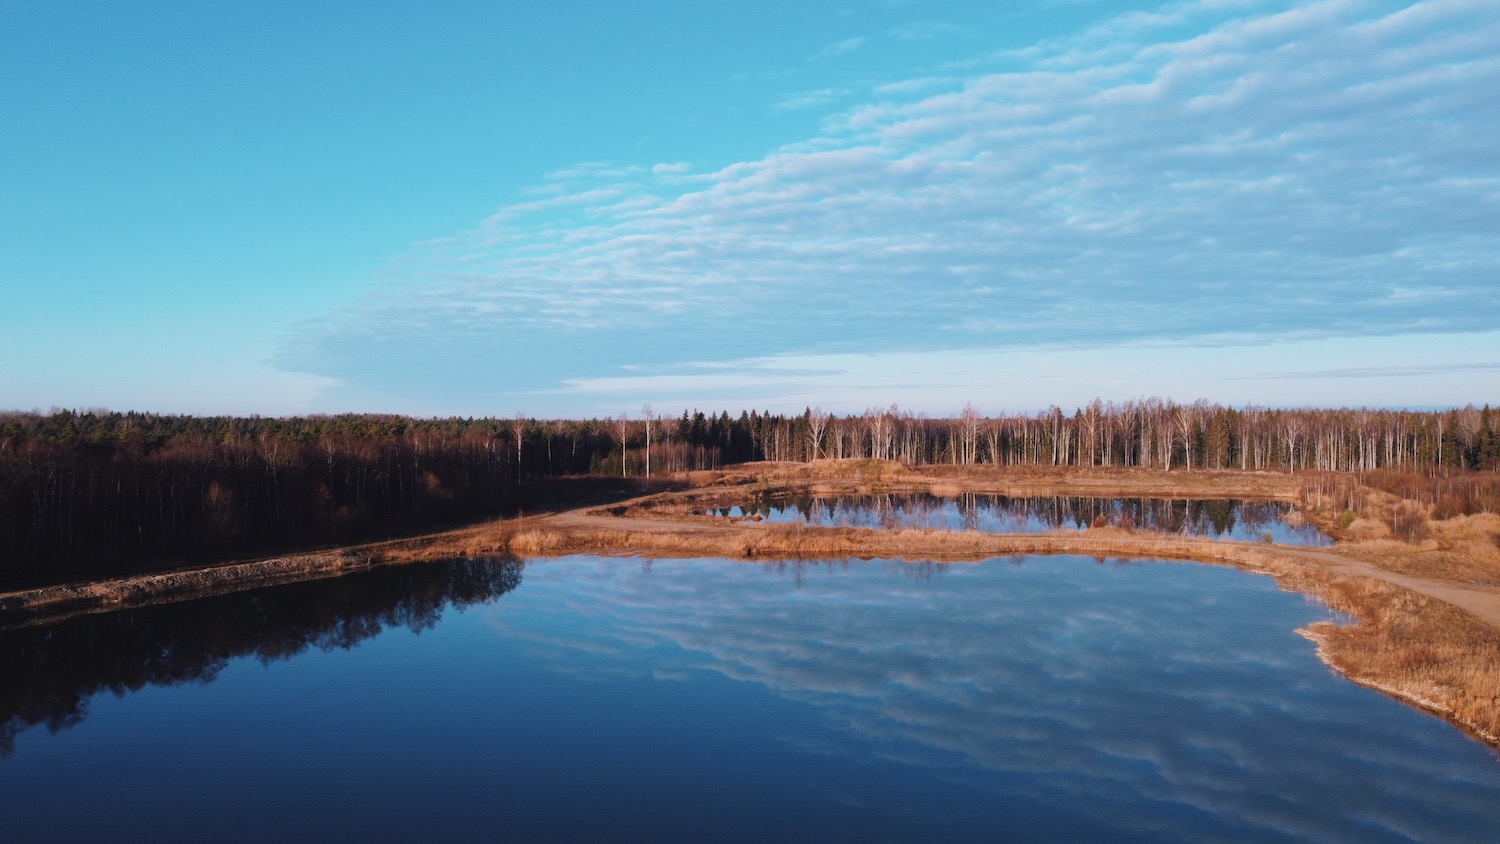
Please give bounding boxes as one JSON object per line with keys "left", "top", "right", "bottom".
{"left": 1334, "top": 538, "right": 1500, "bottom": 588}
{"left": 1298, "top": 574, "right": 1500, "bottom": 745}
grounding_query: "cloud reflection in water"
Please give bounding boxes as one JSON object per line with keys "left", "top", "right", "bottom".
{"left": 488, "top": 555, "right": 1500, "bottom": 842}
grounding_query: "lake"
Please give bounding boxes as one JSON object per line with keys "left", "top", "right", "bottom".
{"left": 711, "top": 494, "right": 1331, "bottom": 546}
{"left": 3, "top": 554, "right": 1496, "bottom": 842}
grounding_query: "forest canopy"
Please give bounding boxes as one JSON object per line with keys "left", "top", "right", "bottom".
{"left": 1, "top": 401, "right": 1496, "bottom": 590}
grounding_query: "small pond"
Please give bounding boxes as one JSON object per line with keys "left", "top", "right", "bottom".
{"left": 706, "top": 494, "right": 1331, "bottom": 546}
{"left": 3, "top": 553, "right": 1495, "bottom": 841}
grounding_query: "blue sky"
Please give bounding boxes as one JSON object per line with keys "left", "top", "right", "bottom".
{"left": 3, "top": 0, "right": 1495, "bottom": 418}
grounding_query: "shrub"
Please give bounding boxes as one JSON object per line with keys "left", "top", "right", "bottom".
{"left": 1389, "top": 503, "right": 1430, "bottom": 543}
{"left": 1432, "top": 494, "right": 1468, "bottom": 520}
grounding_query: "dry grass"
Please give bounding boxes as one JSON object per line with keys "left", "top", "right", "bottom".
{"left": 1298, "top": 573, "right": 1500, "bottom": 745}
{"left": 1302, "top": 478, "right": 1500, "bottom": 586}
{"left": 502, "top": 514, "right": 1271, "bottom": 567}
{"left": 908, "top": 463, "right": 1304, "bottom": 499}
{"left": 633, "top": 462, "right": 1304, "bottom": 517}
{"left": 1332, "top": 525, "right": 1500, "bottom": 588}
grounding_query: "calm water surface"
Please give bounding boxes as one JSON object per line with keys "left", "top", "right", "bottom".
{"left": 714, "top": 494, "right": 1330, "bottom": 546}
{"left": 3, "top": 554, "right": 1495, "bottom": 842}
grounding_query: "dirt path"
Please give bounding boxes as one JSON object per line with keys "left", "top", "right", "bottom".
{"left": 1272, "top": 546, "right": 1500, "bottom": 628}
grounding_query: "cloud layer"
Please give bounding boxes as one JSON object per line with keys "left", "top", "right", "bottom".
{"left": 277, "top": 0, "right": 1500, "bottom": 407}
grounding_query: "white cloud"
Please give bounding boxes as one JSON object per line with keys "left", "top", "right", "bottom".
{"left": 772, "top": 87, "right": 850, "bottom": 111}
{"left": 650, "top": 161, "right": 693, "bottom": 176}
{"left": 278, "top": 0, "right": 1500, "bottom": 413}
{"left": 888, "top": 20, "right": 966, "bottom": 41}
{"left": 555, "top": 331, "right": 1500, "bottom": 416}
{"left": 812, "top": 36, "right": 867, "bottom": 60}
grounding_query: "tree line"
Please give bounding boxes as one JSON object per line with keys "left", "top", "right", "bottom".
{"left": 1, "top": 412, "right": 527, "bottom": 587}
{"left": 755, "top": 401, "right": 1500, "bottom": 473}
{"left": 624, "top": 401, "right": 1497, "bottom": 475}
{"left": 1, "top": 401, "right": 1495, "bottom": 589}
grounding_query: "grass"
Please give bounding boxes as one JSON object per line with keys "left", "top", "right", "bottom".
{"left": 1298, "top": 573, "right": 1500, "bottom": 744}
{"left": 1301, "top": 472, "right": 1500, "bottom": 585}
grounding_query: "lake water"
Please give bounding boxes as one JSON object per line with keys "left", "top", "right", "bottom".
{"left": 712, "top": 494, "right": 1331, "bottom": 546}
{"left": 3, "top": 554, "right": 1496, "bottom": 842}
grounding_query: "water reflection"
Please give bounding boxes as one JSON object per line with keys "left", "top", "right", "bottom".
{"left": 0, "top": 557, "right": 521, "bottom": 755}
{"left": 710, "top": 494, "right": 1329, "bottom": 546}
{"left": 497, "top": 556, "right": 1500, "bottom": 842}
{"left": 5, "top": 553, "right": 1498, "bottom": 841}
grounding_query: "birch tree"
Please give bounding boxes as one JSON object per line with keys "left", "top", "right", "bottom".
{"left": 510, "top": 413, "right": 527, "bottom": 480}
{"left": 641, "top": 404, "right": 653, "bottom": 478}
{"left": 806, "top": 407, "right": 829, "bottom": 461}
{"left": 959, "top": 404, "right": 981, "bottom": 466}
{"left": 614, "top": 412, "right": 631, "bottom": 477}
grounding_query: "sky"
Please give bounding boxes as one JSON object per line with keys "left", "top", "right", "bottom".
{"left": 2, "top": 0, "right": 1496, "bottom": 419}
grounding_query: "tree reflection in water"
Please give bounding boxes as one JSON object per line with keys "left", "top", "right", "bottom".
{"left": 734, "top": 494, "right": 1326, "bottom": 545}
{"left": 0, "top": 556, "right": 522, "bottom": 754}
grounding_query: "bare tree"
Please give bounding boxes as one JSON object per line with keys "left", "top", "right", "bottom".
{"left": 510, "top": 413, "right": 527, "bottom": 480}
{"left": 614, "top": 412, "right": 631, "bottom": 478}
{"left": 1175, "top": 401, "right": 1206, "bottom": 471}
{"left": 641, "top": 403, "right": 653, "bottom": 478}
{"left": 1046, "top": 406, "right": 1064, "bottom": 466}
{"left": 984, "top": 417, "right": 1002, "bottom": 466}
{"left": 1146, "top": 398, "right": 1174, "bottom": 470}
{"left": 1081, "top": 400, "right": 1101, "bottom": 467}
{"left": 1237, "top": 406, "right": 1260, "bottom": 470}
{"left": 828, "top": 417, "right": 847, "bottom": 459}
{"left": 959, "top": 403, "right": 981, "bottom": 465}
{"left": 806, "top": 406, "right": 829, "bottom": 461}
{"left": 865, "top": 407, "right": 893, "bottom": 460}
{"left": 1281, "top": 415, "right": 1304, "bottom": 473}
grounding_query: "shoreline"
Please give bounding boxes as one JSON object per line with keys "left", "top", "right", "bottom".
{"left": 4, "top": 464, "right": 1498, "bottom": 753}
{"left": 1296, "top": 626, "right": 1500, "bottom": 750}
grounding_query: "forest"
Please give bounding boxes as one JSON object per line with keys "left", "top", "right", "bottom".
{"left": 1, "top": 400, "right": 1496, "bottom": 590}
